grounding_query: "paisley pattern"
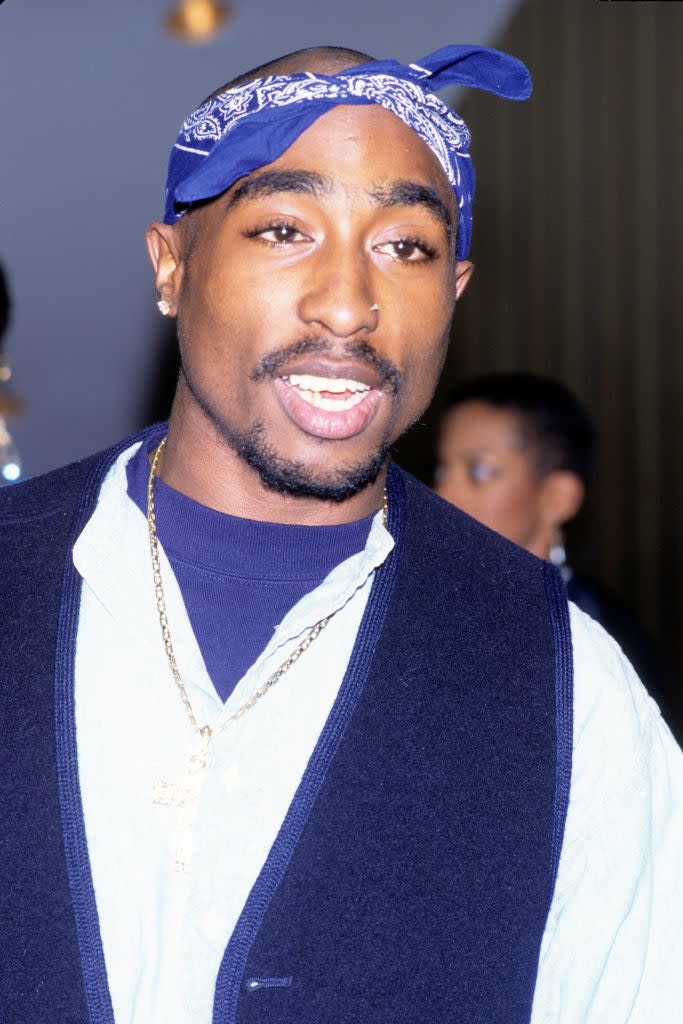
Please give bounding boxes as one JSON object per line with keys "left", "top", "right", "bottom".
{"left": 178, "top": 71, "right": 470, "bottom": 197}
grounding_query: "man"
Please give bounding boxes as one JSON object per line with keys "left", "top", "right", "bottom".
{"left": 1, "top": 44, "right": 681, "bottom": 1024}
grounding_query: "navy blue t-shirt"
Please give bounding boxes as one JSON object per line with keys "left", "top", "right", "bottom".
{"left": 127, "top": 440, "right": 373, "bottom": 702}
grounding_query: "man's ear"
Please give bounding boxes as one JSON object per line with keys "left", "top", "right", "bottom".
{"left": 145, "top": 222, "right": 185, "bottom": 317}
{"left": 539, "top": 471, "right": 585, "bottom": 529}
{"left": 454, "top": 260, "right": 474, "bottom": 301}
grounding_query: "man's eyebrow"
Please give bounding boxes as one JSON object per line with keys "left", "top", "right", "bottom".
{"left": 369, "top": 181, "right": 453, "bottom": 239}
{"left": 227, "top": 170, "right": 333, "bottom": 209}
{"left": 226, "top": 171, "right": 454, "bottom": 242}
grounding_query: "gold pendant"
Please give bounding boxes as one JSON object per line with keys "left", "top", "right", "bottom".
{"left": 152, "top": 779, "right": 190, "bottom": 806}
{"left": 151, "top": 726, "right": 212, "bottom": 872}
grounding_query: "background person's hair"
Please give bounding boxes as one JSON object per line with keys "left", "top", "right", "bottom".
{"left": 444, "top": 372, "right": 596, "bottom": 485}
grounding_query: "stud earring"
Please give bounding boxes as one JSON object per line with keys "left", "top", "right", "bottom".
{"left": 549, "top": 530, "right": 567, "bottom": 569}
{"left": 157, "top": 298, "right": 171, "bottom": 316}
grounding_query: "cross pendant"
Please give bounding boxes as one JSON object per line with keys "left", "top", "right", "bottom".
{"left": 151, "top": 726, "right": 213, "bottom": 871}
{"left": 152, "top": 730, "right": 211, "bottom": 802}
{"left": 152, "top": 778, "right": 190, "bottom": 807}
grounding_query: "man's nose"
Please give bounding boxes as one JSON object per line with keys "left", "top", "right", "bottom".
{"left": 297, "top": 244, "right": 379, "bottom": 339}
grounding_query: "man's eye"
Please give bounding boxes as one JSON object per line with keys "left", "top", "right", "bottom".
{"left": 376, "top": 237, "right": 438, "bottom": 262}
{"left": 246, "top": 222, "right": 306, "bottom": 244}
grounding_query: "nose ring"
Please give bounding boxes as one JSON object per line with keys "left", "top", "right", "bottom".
{"left": 369, "top": 303, "right": 380, "bottom": 312}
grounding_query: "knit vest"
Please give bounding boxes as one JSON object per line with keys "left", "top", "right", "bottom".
{"left": 0, "top": 427, "right": 572, "bottom": 1024}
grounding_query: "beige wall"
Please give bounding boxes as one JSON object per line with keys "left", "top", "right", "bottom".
{"left": 397, "top": 0, "right": 683, "bottom": 729}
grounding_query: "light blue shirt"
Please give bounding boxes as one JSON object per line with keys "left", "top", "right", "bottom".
{"left": 74, "top": 443, "right": 683, "bottom": 1024}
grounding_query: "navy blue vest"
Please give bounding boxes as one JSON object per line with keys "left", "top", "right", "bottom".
{"left": 0, "top": 427, "right": 572, "bottom": 1024}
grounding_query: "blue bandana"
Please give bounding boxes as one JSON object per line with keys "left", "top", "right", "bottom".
{"left": 163, "top": 45, "right": 531, "bottom": 258}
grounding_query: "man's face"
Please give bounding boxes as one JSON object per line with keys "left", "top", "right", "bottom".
{"left": 150, "top": 104, "right": 472, "bottom": 502}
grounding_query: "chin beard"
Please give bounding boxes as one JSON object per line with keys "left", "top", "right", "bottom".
{"left": 222, "top": 420, "right": 390, "bottom": 502}
{"left": 178, "top": 364, "right": 393, "bottom": 501}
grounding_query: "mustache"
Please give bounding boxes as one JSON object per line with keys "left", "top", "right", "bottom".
{"left": 250, "top": 336, "right": 402, "bottom": 397}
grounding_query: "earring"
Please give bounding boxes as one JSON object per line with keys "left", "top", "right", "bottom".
{"left": 157, "top": 298, "right": 171, "bottom": 316}
{"left": 548, "top": 530, "right": 566, "bottom": 568}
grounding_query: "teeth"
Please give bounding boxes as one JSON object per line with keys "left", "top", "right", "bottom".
{"left": 285, "top": 374, "right": 370, "bottom": 395}
{"left": 283, "top": 373, "right": 371, "bottom": 411}
{"left": 297, "top": 390, "right": 367, "bottom": 411}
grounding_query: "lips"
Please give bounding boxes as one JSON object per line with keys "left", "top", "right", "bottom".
{"left": 273, "top": 371, "right": 383, "bottom": 440}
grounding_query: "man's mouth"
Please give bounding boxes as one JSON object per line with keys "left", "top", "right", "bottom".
{"left": 273, "top": 372, "right": 383, "bottom": 440}
{"left": 283, "top": 374, "right": 371, "bottom": 411}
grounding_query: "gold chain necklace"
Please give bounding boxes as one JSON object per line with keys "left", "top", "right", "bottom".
{"left": 147, "top": 436, "right": 387, "bottom": 869}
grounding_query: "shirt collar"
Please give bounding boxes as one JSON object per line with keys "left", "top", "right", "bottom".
{"left": 73, "top": 440, "right": 394, "bottom": 704}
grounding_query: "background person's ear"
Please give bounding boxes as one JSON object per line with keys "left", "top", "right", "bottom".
{"left": 539, "top": 470, "right": 585, "bottom": 529}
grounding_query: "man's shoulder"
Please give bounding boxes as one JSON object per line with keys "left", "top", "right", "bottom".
{"left": 0, "top": 454, "right": 99, "bottom": 523}
{"left": 395, "top": 465, "right": 547, "bottom": 588}
{"left": 569, "top": 600, "right": 672, "bottom": 732}
{"left": 0, "top": 425, "right": 160, "bottom": 524}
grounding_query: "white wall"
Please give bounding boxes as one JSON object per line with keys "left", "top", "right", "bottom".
{"left": 0, "top": 0, "right": 521, "bottom": 476}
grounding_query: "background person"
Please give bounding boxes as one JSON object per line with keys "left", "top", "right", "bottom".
{"left": 434, "top": 370, "right": 674, "bottom": 725}
{"left": 0, "top": 260, "right": 23, "bottom": 483}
